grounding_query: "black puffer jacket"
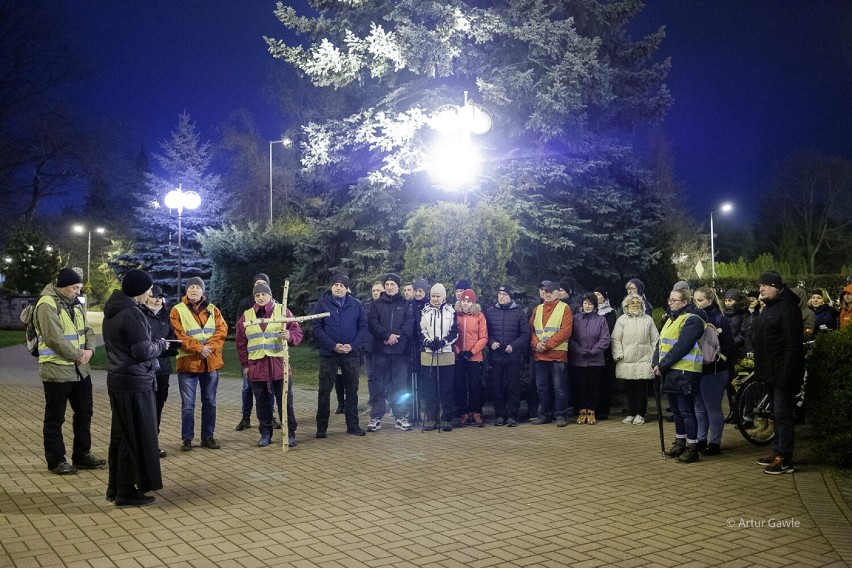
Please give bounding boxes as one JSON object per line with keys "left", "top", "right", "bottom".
{"left": 750, "top": 287, "right": 805, "bottom": 391}
{"left": 368, "top": 292, "right": 413, "bottom": 355}
{"left": 139, "top": 303, "right": 179, "bottom": 375}
{"left": 724, "top": 297, "right": 749, "bottom": 358}
{"left": 485, "top": 301, "right": 530, "bottom": 363}
{"left": 103, "top": 290, "right": 167, "bottom": 392}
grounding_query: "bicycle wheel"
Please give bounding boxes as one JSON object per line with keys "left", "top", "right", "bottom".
{"left": 735, "top": 379, "right": 775, "bottom": 445}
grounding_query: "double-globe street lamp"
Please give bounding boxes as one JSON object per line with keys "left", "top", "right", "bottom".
{"left": 164, "top": 184, "right": 201, "bottom": 293}
{"left": 72, "top": 225, "right": 105, "bottom": 293}
{"left": 710, "top": 202, "right": 733, "bottom": 279}
{"left": 268, "top": 137, "right": 293, "bottom": 226}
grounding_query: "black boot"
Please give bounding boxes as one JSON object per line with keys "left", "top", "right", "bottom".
{"left": 665, "top": 439, "right": 687, "bottom": 458}
{"left": 677, "top": 444, "right": 700, "bottom": 463}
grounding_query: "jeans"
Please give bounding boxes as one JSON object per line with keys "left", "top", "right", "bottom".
{"left": 770, "top": 384, "right": 795, "bottom": 460}
{"left": 490, "top": 360, "right": 520, "bottom": 421}
{"left": 178, "top": 371, "right": 219, "bottom": 441}
{"left": 667, "top": 392, "right": 697, "bottom": 442}
{"left": 534, "top": 361, "right": 569, "bottom": 420}
{"left": 42, "top": 377, "right": 93, "bottom": 469}
{"left": 370, "top": 353, "right": 409, "bottom": 419}
{"left": 454, "top": 360, "right": 483, "bottom": 416}
{"left": 241, "top": 371, "right": 276, "bottom": 419}
{"left": 694, "top": 369, "right": 728, "bottom": 445}
{"left": 317, "top": 356, "right": 360, "bottom": 432}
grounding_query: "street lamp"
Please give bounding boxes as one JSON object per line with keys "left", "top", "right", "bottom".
{"left": 427, "top": 91, "right": 492, "bottom": 193}
{"left": 710, "top": 202, "right": 733, "bottom": 279}
{"left": 72, "top": 224, "right": 105, "bottom": 291}
{"left": 269, "top": 137, "right": 293, "bottom": 226}
{"left": 164, "top": 183, "right": 201, "bottom": 293}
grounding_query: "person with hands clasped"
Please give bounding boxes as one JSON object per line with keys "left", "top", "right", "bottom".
{"left": 569, "top": 293, "right": 611, "bottom": 426}
{"left": 420, "top": 284, "right": 459, "bottom": 431}
{"left": 486, "top": 285, "right": 530, "bottom": 427}
{"left": 530, "top": 280, "right": 574, "bottom": 426}
{"left": 453, "top": 289, "right": 488, "bottom": 427}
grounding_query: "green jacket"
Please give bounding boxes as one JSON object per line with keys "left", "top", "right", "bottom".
{"left": 35, "top": 284, "right": 95, "bottom": 382}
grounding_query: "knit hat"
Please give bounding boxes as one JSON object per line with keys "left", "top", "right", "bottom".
{"left": 253, "top": 282, "right": 273, "bottom": 297}
{"left": 384, "top": 273, "right": 401, "bottom": 287}
{"left": 758, "top": 270, "right": 784, "bottom": 289}
{"left": 412, "top": 278, "right": 429, "bottom": 293}
{"left": 253, "top": 273, "right": 270, "bottom": 285}
{"left": 185, "top": 277, "right": 205, "bottom": 293}
{"left": 746, "top": 290, "right": 760, "bottom": 299}
{"left": 539, "top": 280, "right": 557, "bottom": 292}
{"left": 455, "top": 279, "right": 471, "bottom": 291}
{"left": 460, "top": 289, "right": 477, "bottom": 303}
{"left": 626, "top": 278, "right": 645, "bottom": 295}
{"left": 558, "top": 280, "right": 572, "bottom": 294}
{"left": 497, "top": 285, "right": 514, "bottom": 300}
{"left": 331, "top": 272, "right": 350, "bottom": 288}
{"left": 594, "top": 286, "right": 609, "bottom": 300}
{"left": 57, "top": 267, "right": 83, "bottom": 288}
{"left": 724, "top": 288, "right": 741, "bottom": 301}
{"left": 151, "top": 285, "right": 165, "bottom": 298}
{"left": 122, "top": 269, "right": 153, "bottom": 297}
{"left": 430, "top": 283, "right": 446, "bottom": 299}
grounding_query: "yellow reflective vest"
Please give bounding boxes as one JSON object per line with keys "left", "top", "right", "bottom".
{"left": 659, "top": 312, "right": 703, "bottom": 373}
{"left": 244, "top": 304, "right": 285, "bottom": 360}
{"left": 533, "top": 301, "right": 569, "bottom": 352}
{"left": 37, "top": 296, "right": 85, "bottom": 365}
{"left": 173, "top": 302, "right": 218, "bottom": 360}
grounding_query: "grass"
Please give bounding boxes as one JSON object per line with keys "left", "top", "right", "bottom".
{"left": 89, "top": 339, "right": 320, "bottom": 386}
{"left": 0, "top": 329, "right": 25, "bottom": 349}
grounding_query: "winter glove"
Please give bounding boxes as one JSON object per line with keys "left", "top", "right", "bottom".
{"left": 461, "top": 350, "right": 473, "bottom": 360}
{"left": 428, "top": 339, "right": 445, "bottom": 351}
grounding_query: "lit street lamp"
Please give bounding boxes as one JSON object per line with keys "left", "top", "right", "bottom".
{"left": 269, "top": 137, "right": 293, "bottom": 226}
{"left": 710, "top": 202, "right": 733, "bottom": 279}
{"left": 164, "top": 183, "right": 201, "bottom": 293}
{"left": 72, "top": 224, "right": 105, "bottom": 291}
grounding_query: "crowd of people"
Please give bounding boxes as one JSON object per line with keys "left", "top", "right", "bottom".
{"left": 30, "top": 265, "right": 850, "bottom": 507}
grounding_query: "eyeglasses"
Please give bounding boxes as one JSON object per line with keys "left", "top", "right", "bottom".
{"left": 667, "top": 298, "right": 685, "bottom": 304}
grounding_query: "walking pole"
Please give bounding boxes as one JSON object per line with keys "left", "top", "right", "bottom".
{"left": 653, "top": 373, "right": 666, "bottom": 458}
{"left": 281, "top": 280, "right": 290, "bottom": 454}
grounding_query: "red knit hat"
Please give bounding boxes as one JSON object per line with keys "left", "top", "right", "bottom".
{"left": 460, "top": 289, "right": 477, "bottom": 303}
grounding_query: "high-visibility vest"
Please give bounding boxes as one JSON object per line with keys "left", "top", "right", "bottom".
{"left": 37, "top": 296, "right": 84, "bottom": 365}
{"left": 659, "top": 312, "right": 703, "bottom": 372}
{"left": 533, "top": 301, "right": 569, "bottom": 351}
{"left": 244, "top": 303, "right": 285, "bottom": 360}
{"left": 173, "top": 301, "right": 218, "bottom": 360}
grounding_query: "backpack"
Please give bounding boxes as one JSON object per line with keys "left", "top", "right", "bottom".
{"left": 19, "top": 296, "right": 59, "bottom": 357}
{"left": 698, "top": 314, "right": 726, "bottom": 365}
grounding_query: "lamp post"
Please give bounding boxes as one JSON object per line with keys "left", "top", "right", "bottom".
{"left": 72, "top": 224, "right": 105, "bottom": 290}
{"left": 164, "top": 184, "right": 201, "bottom": 293}
{"left": 710, "top": 202, "right": 733, "bottom": 279}
{"left": 268, "top": 137, "right": 293, "bottom": 226}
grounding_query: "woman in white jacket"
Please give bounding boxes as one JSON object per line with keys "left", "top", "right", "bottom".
{"left": 420, "top": 284, "right": 459, "bottom": 431}
{"left": 612, "top": 293, "right": 659, "bottom": 425}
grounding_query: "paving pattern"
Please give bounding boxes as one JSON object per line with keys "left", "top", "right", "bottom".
{"left": 1, "top": 342, "right": 850, "bottom": 567}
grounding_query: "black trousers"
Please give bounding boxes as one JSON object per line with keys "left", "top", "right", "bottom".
{"left": 43, "top": 376, "right": 93, "bottom": 469}
{"left": 317, "top": 356, "right": 360, "bottom": 433}
{"left": 571, "top": 366, "right": 603, "bottom": 411}
{"left": 155, "top": 374, "right": 170, "bottom": 430}
{"left": 250, "top": 380, "right": 296, "bottom": 437}
{"left": 624, "top": 380, "right": 650, "bottom": 417}
{"left": 420, "top": 364, "right": 455, "bottom": 423}
{"left": 490, "top": 360, "right": 521, "bottom": 421}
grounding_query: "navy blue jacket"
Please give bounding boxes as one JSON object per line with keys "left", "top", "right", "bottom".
{"left": 485, "top": 301, "right": 530, "bottom": 363}
{"left": 312, "top": 293, "right": 369, "bottom": 358}
{"left": 368, "top": 292, "right": 413, "bottom": 355}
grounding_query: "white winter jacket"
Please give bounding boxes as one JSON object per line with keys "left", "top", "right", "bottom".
{"left": 420, "top": 302, "right": 458, "bottom": 354}
{"left": 611, "top": 312, "right": 659, "bottom": 380}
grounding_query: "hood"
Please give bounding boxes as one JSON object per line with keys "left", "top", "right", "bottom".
{"left": 423, "top": 302, "right": 454, "bottom": 315}
{"left": 40, "top": 283, "right": 81, "bottom": 309}
{"left": 790, "top": 287, "right": 809, "bottom": 311}
{"left": 103, "top": 289, "right": 138, "bottom": 318}
{"left": 627, "top": 278, "right": 645, "bottom": 296}
{"left": 454, "top": 301, "right": 482, "bottom": 315}
{"left": 621, "top": 293, "right": 646, "bottom": 315}
{"left": 842, "top": 284, "right": 852, "bottom": 296}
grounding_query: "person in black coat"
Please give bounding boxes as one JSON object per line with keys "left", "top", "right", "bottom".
{"left": 593, "top": 287, "right": 617, "bottom": 420}
{"left": 485, "top": 286, "right": 531, "bottom": 426}
{"left": 809, "top": 288, "right": 839, "bottom": 334}
{"left": 103, "top": 269, "right": 168, "bottom": 507}
{"left": 139, "top": 285, "right": 179, "bottom": 458}
{"left": 750, "top": 271, "right": 805, "bottom": 474}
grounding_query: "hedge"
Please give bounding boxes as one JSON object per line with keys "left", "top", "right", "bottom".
{"left": 805, "top": 326, "right": 852, "bottom": 468}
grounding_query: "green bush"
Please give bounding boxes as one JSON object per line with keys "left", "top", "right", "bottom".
{"left": 806, "top": 326, "right": 852, "bottom": 468}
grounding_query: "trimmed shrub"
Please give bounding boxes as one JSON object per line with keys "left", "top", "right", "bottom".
{"left": 806, "top": 326, "right": 852, "bottom": 468}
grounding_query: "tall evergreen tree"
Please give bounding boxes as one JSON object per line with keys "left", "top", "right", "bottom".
{"left": 114, "top": 113, "right": 224, "bottom": 298}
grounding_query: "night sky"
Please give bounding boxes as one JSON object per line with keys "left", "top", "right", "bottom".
{"left": 59, "top": 1, "right": 852, "bottom": 223}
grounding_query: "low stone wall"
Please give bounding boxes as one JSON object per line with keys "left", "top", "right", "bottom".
{"left": 0, "top": 293, "right": 35, "bottom": 330}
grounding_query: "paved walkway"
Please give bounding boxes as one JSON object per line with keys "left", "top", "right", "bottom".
{"left": 1, "top": 342, "right": 850, "bottom": 568}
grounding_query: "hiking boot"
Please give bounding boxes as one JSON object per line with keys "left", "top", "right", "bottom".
{"left": 506, "top": 418, "right": 517, "bottom": 427}
{"left": 495, "top": 417, "right": 505, "bottom": 426}
{"left": 472, "top": 413, "right": 484, "bottom": 427}
{"left": 764, "top": 456, "right": 794, "bottom": 475}
{"left": 115, "top": 492, "right": 155, "bottom": 508}
{"left": 366, "top": 418, "right": 381, "bottom": 432}
{"left": 702, "top": 443, "right": 721, "bottom": 456}
{"left": 665, "top": 439, "right": 687, "bottom": 458}
{"left": 50, "top": 462, "right": 77, "bottom": 475}
{"left": 200, "top": 437, "right": 220, "bottom": 449}
{"left": 532, "top": 416, "right": 552, "bottom": 425}
{"left": 576, "top": 409, "right": 587, "bottom": 424}
{"left": 181, "top": 439, "right": 192, "bottom": 451}
{"left": 235, "top": 417, "right": 251, "bottom": 431}
{"left": 556, "top": 418, "right": 569, "bottom": 427}
{"left": 347, "top": 427, "right": 366, "bottom": 436}
{"left": 257, "top": 434, "right": 272, "bottom": 447}
{"left": 441, "top": 421, "right": 453, "bottom": 432}
{"left": 677, "top": 444, "right": 700, "bottom": 463}
{"left": 74, "top": 452, "right": 106, "bottom": 469}
{"left": 458, "top": 414, "right": 469, "bottom": 428}
{"left": 756, "top": 453, "right": 777, "bottom": 466}
{"left": 586, "top": 410, "right": 597, "bottom": 425}
{"left": 395, "top": 417, "right": 412, "bottom": 431}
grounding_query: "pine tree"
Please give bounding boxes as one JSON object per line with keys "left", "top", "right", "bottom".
{"left": 114, "top": 113, "right": 223, "bottom": 298}
{"left": 2, "top": 223, "right": 61, "bottom": 294}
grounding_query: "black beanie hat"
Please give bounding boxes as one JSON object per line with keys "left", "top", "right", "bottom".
{"left": 497, "top": 285, "right": 514, "bottom": 300}
{"left": 384, "top": 273, "right": 401, "bottom": 286}
{"left": 253, "top": 273, "right": 270, "bottom": 285}
{"left": 758, "top": 270, "right": 784, "bottom": 289}
{"left": 331, "top": 272, "right": 350, "bottom": 288}
{"left": 56, "top": 268, "right": 83, "bottom": 288}
{"left": 122, "top": 269, "right": 153, "bottom": 297}
{"left": 455, "top": 279, "right": 471, "bottom": 291}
